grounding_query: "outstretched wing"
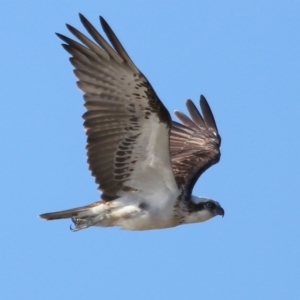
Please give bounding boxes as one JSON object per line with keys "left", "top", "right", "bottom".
{"left": 57, "top": 14, "right": 179, "bottom": 202}
{"left": 170, "top": 95, "right": 221, "bottom": 196}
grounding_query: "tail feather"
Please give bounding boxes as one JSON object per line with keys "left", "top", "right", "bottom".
{"left": 39, "top": 206, "right": 90, "bottom": 221}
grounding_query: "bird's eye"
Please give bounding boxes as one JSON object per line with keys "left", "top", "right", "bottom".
{"left": 206, "top": 202, "right": 213, "bottom": 208}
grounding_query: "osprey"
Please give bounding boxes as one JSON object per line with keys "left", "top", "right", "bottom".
{"left": 40, "top": 14, "right": 224, "bottom": 231}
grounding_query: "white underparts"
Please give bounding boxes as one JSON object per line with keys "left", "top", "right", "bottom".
{"left": 73, "top": 199, "right": 177, "bottom": 231}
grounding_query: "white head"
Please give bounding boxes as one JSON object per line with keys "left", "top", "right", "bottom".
{"left": 184, "top": 196, "right": 224, "bottom": 224}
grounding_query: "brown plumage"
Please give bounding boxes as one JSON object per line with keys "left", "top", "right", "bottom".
{"left": 170, "top": 95, "right": 221, "bottom": 196}
{"left": 56, "top": 14, "right": 172, "bottom": 202}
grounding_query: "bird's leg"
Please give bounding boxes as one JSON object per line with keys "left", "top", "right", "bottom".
{"left": 70, "top": 216, "right": 98, "bottom": 232}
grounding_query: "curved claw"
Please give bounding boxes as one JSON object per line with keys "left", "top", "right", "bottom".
{"left": 70, "top": 224, "right": 78, "bottom": 232}
{"left": 69, "top": 216, "right": 95, "bottom": 231}
{"left": 70, "top": 217, "right": 79, "bottom": 232}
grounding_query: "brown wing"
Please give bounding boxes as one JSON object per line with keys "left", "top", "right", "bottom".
{"left": 57, "top": 14, "right": 177, "bottom": 201}
{"left": 170, "top": 95, "right": 221, "bottom": 196}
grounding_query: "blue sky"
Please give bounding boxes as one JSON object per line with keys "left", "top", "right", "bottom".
{"left": 1, "top": 1, "right": 300, "bottom": 299}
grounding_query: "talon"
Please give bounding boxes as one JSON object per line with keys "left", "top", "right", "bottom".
{"left": 69, "top": 216, "right": 95, "bottom": 231}
{"left": 70, "top": 217, "right": 79, "bottom": 232}
{"left": 69, "top": 224, "right": 78, "bottom": 232}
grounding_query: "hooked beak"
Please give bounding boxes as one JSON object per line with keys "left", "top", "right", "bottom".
{"left": 215, "top": 206, "right": 225, "bottom": 218}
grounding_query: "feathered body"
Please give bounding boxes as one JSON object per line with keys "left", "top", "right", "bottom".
{"left": 40, "top": 14, "right": 224, "bottom": 231}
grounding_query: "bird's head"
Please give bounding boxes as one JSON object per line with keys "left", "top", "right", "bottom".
{"left": 185, "top": 196, "right": 224, "bottom": 224}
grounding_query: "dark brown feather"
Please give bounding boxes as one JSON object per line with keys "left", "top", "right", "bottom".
{"left": 170, "top": 95, "right": 221, "bottom": 196}
{"left": 57, "top": 14, "right": 171, "bottom": 201}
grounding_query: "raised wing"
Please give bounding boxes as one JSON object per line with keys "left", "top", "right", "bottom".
{"left": 170, "top": 95, "right": 221, "bottom": 196}
{"left": 58, "top": 14, "right": 179, "bottom": 201}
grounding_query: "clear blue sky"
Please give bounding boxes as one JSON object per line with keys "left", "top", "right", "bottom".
{"left": 1, "top": 1, "right": 300, "bottom": 299}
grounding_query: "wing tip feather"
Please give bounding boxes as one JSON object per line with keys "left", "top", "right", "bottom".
{"left": 199, "top": 94, "right": 218, "bottom": 132}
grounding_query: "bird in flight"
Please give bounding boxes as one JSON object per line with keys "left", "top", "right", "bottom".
{"left": 40, "top": 14, "right": 224, "bottom": 231}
